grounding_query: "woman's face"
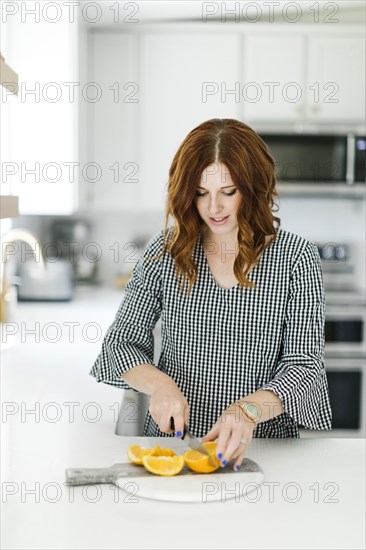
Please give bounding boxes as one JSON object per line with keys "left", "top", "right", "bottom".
{"left": 194, "top": 162, "right": 242, "bottom": 240}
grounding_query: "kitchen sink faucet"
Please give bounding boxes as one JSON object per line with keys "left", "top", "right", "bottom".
{"left": 0, "top": 228, "right": 46, "bottom": 322}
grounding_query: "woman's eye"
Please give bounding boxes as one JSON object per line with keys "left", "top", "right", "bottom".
{"left": 195, "top": 190, "right": 236, "bottom": 197}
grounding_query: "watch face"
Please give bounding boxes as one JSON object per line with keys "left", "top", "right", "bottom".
{"left": 245, "top": 403, "right": 259, "bottom": 421}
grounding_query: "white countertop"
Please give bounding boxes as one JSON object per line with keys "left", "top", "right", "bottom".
{"left": 1, "top": 285, "right": 365, "bottom": 549}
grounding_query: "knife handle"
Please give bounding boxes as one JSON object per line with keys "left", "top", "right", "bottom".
{"left": 169, "top": 417, "right": 186, "bottom": 437}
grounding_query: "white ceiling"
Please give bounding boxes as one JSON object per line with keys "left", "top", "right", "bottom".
{"left": 79, "top": 0, "right": 365, "bottom": 26}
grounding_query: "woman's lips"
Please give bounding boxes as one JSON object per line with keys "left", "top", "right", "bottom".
{"left": 208, "top": 215, "right": 229, "bottom": 225}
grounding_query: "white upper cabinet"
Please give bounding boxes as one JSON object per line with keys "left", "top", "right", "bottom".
{"left": 86, "top": 26, "right": 365, "bottom": 213}
{"left": 88, "top": 32, "right": 240, "bottom": 212}
{"left": 243, "top": 35, "right": 306, "bottom": 122}
{"left": 4, "top": 11, "right": 78, "bottom": 215}
{"left": 138, "top": 32, "right": 241, "bottom": 211}
{"left": 307, "top": 35, "right": 366, "bottom": 122}
{"left": 243, "top": 31, "right": 365, "bottom": 124}
{"left": 85, "top": 31, "right": 139, "bottom": 212}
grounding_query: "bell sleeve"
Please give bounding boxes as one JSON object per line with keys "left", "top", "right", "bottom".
{"left": 89, "top": 231, "right": 163, "bottom": 390}
{"left": 259, "top": 241, "right": 332, "bottom": 430}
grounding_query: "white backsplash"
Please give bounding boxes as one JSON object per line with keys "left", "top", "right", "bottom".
{"left": 277, "top": 196, "right": 365, "bottom": 290}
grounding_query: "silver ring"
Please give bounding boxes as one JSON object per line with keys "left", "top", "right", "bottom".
{"left": 240, "top": 438, "right": 248, "bottom": 446}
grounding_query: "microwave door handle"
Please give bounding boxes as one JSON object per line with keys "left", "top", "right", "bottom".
{"left": 346, "top": 134, "right": 355, "bottom": 185}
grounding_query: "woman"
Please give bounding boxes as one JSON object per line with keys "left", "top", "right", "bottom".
{"left": 90, "top": 118, "right": 332, "bottom": 471}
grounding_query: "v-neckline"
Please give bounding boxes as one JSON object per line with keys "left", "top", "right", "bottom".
{"left": 198, "top": 231, "right": 278, "bottom": 291}
{"left": 198, "top": 233, "right": 242, "bottom": 291}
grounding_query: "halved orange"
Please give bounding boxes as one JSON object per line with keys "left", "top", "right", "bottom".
{"left": 142, "top": 455, "right": 185, "bottom": 476}
{"left": 184, "top": 441, "right": 220, "bottom": 473}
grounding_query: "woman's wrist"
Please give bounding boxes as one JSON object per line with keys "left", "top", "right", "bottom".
{"left": 122, "top": 363, "right": 176, "bottom": 395}
{"left": 235, "top": 390, "right": 284, "bottom": 425}
{"left": 235, "top": 400, "right": 260, "bottom": 427}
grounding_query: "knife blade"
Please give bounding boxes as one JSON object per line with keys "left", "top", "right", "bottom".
{"left": 170, "top": 417, "right": 218, "bottom": 467}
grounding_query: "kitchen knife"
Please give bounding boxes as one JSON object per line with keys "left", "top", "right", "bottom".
{"left": 170, "top": 417, "right": 217, "bottom": 467}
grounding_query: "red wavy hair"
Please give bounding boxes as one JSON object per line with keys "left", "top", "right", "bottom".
{"left": 149, "top": 118, "right": 281, "bottom": 297}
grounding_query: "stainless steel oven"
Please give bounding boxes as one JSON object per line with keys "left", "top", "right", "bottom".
{"left": 324, "top": 356, "right": 365, "bottom": 435}
{"left": 322, "top": 301, "right": 366, "bottom": 436}
{"left": 300, "top": 241, "right": 366, "bottom": 437}
{"left": 325, "top": 304, "right": 366, "bottom": 357}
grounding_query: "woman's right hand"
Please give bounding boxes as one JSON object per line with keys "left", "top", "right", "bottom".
{"left": 149, "top": 379, "right": 189, "bottom": 437}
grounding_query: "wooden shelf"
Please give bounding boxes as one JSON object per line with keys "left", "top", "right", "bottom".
{"left": 0, "top": 196, "right": 19, "bottom": 219}
{"left": 0, "top": 53, "right": 18, "bottom": 96}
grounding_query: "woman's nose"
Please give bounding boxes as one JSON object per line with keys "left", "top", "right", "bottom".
{"left": 208, "top": 197, "right": 223, "bottom": 214}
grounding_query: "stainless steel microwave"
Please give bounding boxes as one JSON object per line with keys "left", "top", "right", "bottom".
{"left": 259, "top": 133, "right": 366, "bottom": 184}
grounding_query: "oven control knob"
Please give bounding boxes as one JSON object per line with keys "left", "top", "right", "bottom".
{"left": 322, "top": 243, "right": 336, "bottom": 260}
{"left": 335, "top": 245, "right": 347, "bottom": 260}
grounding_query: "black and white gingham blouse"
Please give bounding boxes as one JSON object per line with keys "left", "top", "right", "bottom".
{"left": 90, "top": 227, "right": 332, "bottom": 438}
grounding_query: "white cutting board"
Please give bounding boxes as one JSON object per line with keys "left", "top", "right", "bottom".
{"left": 115, "top": 460, "right": 264, "bottom": 503}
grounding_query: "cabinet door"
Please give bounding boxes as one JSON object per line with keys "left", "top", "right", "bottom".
{"left": 138, "top": 32, "right": 241, "bottom": 211}
{"left": 307, "top": 35, "right": 366, "bottom": 122}
{"left": 86, "top": 32, "right": 139, "bottom": 212}
{"left": 4, "top": 13, "right": 78, "bottom": 215}
{"left": 243, "top": 35, "right": 306, "bottom": 121}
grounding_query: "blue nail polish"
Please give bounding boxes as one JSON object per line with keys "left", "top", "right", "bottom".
{"left": 217, "top": 453, "right": 222, "bottom": 459}
{"left": 235, "top": 465, "right": 240, "bottom": 471}
{"left": 176, "top": 430, "right": 182, "bottom": 437}
{"left": 222, "top": 460, "right": 227, "bottom": 466}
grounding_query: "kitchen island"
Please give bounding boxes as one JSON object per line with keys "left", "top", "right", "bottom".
{"left": 1, "top": 285, "right": 365, "bottom": 549}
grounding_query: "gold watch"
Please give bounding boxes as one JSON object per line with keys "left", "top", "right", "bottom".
{"left": 236, "top": 401, "right": 260, "bottom": 425}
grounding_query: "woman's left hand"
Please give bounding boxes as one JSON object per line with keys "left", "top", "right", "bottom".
{"left": 202, "top": 402, "right": 256, "bottom": 471}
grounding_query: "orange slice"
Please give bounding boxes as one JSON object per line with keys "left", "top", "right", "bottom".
{"left": 150, "top": 446, "right": 176, "bottom": 457}
{"left": 142, "top": 455, "right": 185, "bottom": 476}
{"left": 127, "top": 444, "right": 156, "bottom": 465}
{"left": 127, "top": 444, "right": 177, "bottom": 465}
{"left": 183, "top": 441, "right": 220, "bottom": 473}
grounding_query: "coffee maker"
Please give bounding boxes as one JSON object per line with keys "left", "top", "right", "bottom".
{"left": 50, "top": 218, "right": 99, "bottom": 284}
